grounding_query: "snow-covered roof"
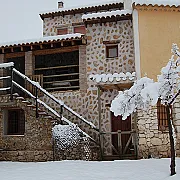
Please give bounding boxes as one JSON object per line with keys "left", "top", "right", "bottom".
{"left": 134, "top": 0, "right": 180, "bottom": 7}
{"left": 82, "top": 9, "right": 132, "bottom": 20}
{"left": 40, "top": 1, "right": 124, "bottom": 18}
{"left": 0, "top": 33, "right": 84, "bottom": 48}
{"left": 89, "top": 72, "right": 136, "bottom": 83}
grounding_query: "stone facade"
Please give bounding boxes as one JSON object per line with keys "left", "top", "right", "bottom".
{"left": 137, "top": 107, "right": 170, "bottom": 158}
{"left": 0, "top": 95, "right": 53, "bottom": 162}
{"left": 137, "top": 96, "right": 180, "bottom": 158}
{"left": 41, "top": 19, "right": 135, "bottom": 155}
{"left": 43, "top": 14, "right": 83, "bottom": 36}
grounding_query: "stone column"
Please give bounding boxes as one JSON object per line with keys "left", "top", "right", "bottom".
{"left": 79, "top": 45, "right": 87, "bottom": 92}
{"left": 25, "top": 51, "right": 34, "bottom": 76}
{"left": 173, "top": 96, "right": 180, "bottom": 156}
{"left": 0, "top": 54, "right": 5, "bottom": 88}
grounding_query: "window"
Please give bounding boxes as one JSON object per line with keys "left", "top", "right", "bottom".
{"left": 57, "top": 28, "right": 68, "bottom": 35}
{"left": 35, "top": 51, "right": 79, "bottom": 91}
{"left": 157, "top": 100, "right": 168, "bottom": 131}
{"left": 106, "top": 45, "right": 118, "bottom": 58}
{"left": 4, "top": 109, "right": 25, "bottom": 135}
{"left": 74, "top": 25, "right": 86, "bottom": 34}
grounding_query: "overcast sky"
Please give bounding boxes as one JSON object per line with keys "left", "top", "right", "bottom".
{"left": 0, "top": 0, "right": 114, "bottom": 43}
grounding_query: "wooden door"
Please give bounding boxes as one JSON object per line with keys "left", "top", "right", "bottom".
{"left": 111, "top": 112, "right": 131, "bottom": 155}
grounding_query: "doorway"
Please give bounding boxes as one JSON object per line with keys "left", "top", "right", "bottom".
{"left": 111, "top": 112, "right": 132, "bottom": 155}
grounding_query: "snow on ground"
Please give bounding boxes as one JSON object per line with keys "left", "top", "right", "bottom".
{"left": 0, "top": 158, "right": 180, "bottom": 180}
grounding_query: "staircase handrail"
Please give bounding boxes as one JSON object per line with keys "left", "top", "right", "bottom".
{"left": 12, "top": 80, "right": 96, "bottom": 142}
{"left": 12, "top": 68, "right": 98, "bottom": 131}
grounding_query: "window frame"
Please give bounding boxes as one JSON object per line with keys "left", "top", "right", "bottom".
{"left": 157, "top": 100, "right": 169, "bottom": 131}
{"left": 73, "top": 25, "right": 86, "bottom": 34}
{"left": 106, "top": 44, "right": 118, "bottom": 58}
{"left": 3, "top": 108, "right": 25, "bottom": 136}
{"left": 57, "top": 27, "right": 68, "bottom": 35}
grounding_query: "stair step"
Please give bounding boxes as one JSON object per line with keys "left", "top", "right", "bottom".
{"left": 27, "top": 104, "right": 36, "bottom": 108}
{"left": 22, "top": 100, "right": 31, "bottom": 104}
{"left": 39, "top": 112, "right": 47, "bottom": 115}
{"left": 13, "top": 93, "right": 19, "bottom": 97}
{"left": 44, "top": 116, "right": 53, "bottom": 119}
{"left": 16, "top": 97, "right": 25, "bottom": 100}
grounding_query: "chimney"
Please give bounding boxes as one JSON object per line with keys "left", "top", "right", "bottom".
{"left": 58, "top": 1, "right": 64, "bottom": 8}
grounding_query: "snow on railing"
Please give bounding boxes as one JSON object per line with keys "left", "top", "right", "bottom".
{"left": 13, "top": 79, "right": 95, "bottom": 141}
{"left": 0, "top": 62, "right": 14, "bottom": 69}
{"left": 0, "top": 87, "right": 11, "bottom": 91}
{"left": 13, "top": 68, "right": 97, "bottom": 130}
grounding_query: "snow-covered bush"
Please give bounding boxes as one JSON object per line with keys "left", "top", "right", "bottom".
{"left": 52, "top": 124, "right": 83, "bottom": 150}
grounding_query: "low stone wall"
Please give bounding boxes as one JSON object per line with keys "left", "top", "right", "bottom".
{"left": 54, "top": 138, "right": 100, "bottom": 161}
{"left": 137, "top": 107, "right": 171, "bottom": 158}
{"left": 0, "top": 150, "right": 53, "bottom": 162}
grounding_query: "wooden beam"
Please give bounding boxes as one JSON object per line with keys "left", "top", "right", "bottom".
{"left": 33, "top": 46, "right": 79, "bottom": 56}
{"left": 71, "top": 41, "right": 75, "bottom": 46}
{"left": 43, "top": 72, "right": 79, "bottom": 78}
{"left": 5, "top": 52, "right": 25, "bottom": 59}
{"left": 21, "top": 46, "right": 23, "bottom": 52}
{"left": 35, "top": 64, "right": 79, "bottom": 71}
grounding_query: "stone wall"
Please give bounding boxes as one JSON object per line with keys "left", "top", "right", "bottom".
{"left": 173, "top": 96, "right": 180, "bottom": 156}
{"left": 86, "top": 20, "right": 135, "bottom": 76}
{"left": 41, "top": 19, "right": 135, "bottom": 155}
{"left": 137, "top": 106, "right": 169, "bottom": 158}
{"left": 0, "top": 95, "right": 53, "bottom": 162}
{"left": 43, "top": 14, "right": 83, "bottom": 36}
{"left": 54, "top": 138, "right": 100, "bottom": 161}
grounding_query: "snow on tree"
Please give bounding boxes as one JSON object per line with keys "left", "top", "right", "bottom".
{"left": 110, "top": 44, "right": 180, "bottom": 119}
{"left": 110, "top": 44, "right": 180, "bottom": 176}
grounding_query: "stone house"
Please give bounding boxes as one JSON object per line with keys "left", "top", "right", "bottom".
{"left": 0, "top": 0, "right": 179, "bottom": 161}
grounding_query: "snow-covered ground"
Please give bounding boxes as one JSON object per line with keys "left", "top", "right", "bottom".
{"left": 0, "top": 158, "right": 180, "bottom": 180}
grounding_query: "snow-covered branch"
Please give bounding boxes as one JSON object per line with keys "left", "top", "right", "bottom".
{"left": 110, "top": 44, "right": 180, "bottom": 119}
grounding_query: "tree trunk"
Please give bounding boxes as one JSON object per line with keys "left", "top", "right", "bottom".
{"left": 166, "top": 105, "right": 176, "bottom": 176}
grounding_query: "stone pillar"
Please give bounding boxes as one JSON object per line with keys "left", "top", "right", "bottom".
{"left": 25, "top": 51, "right": 34, "bottom": 76}
{"left": 79, "top": 45, "right": 87, "bottom": 92}
{"left": 0, "top": 54, "right": 5, "bottom": 88}
{"left": 173, "top": 96, "right": 180, "bottom": 156}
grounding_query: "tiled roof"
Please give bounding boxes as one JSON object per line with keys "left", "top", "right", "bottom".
{"left": 39, "top": 1, "right": 124, "bottom": 19}
{"left": 0, "top": 33, "right": 84, "bottom": 48}
{"left": 134, "top": 0, "right": 180, "bottom": 7}
{"left": 82, "top": 9, "right": 132, "bottom": 20}
{"left": 89, "top": 72, "right": 136, "bottom": 83}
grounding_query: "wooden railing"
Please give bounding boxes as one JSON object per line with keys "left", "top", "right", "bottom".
{"left": 26, "top": 74, "right": 43, "bottom": 97}
{"left": 100, "top": 130, "right": 138, "bottom": 159}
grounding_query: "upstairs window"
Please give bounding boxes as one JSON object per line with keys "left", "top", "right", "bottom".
{"left": 106, "top": 44, "right": 118, "bottom": 58}
{"left": 157, "top": 100, "right": 169, "bottom": 131}
{"left": 4, "top": 109, "right": 25, "bottom": 135}
{"left": 57, "top": 28, "right": 68, "bottom": 35}
{"left": 74, "top": 25, "right": 86, "bottom": 34}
